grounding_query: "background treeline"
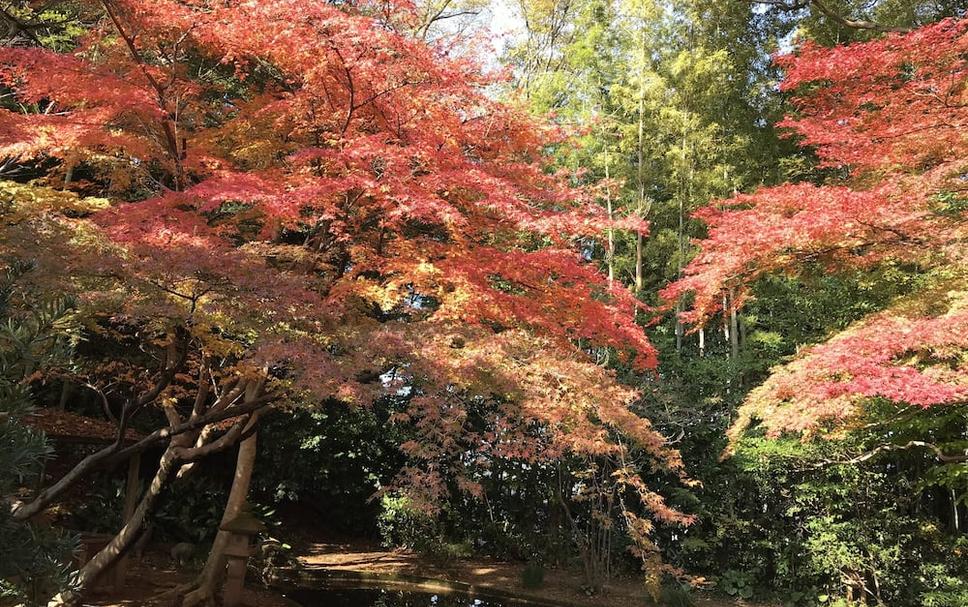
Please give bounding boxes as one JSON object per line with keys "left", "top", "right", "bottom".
{"left": 502, "top": 1, "right": 967, "bottom": 604}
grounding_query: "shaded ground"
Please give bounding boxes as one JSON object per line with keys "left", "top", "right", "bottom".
{"left": 295, "top": 538, "right": 764, "bottom": 607}
{"left": 82, "top": 551, "right": 292, "bottom": 607}
{"left": 81, "top": 528, "right": 767, "bottom": 607}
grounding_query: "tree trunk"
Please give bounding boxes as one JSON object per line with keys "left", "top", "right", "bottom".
{"left": 729, "top": 288, "right": 739, "bottom": 360}
{"left": 953, "top": 488, "right": 961, "bottom": 532}
{"left": 675, "top": 300, "right": 683, "bottom": 352}
{"left": 57, "top": 382, "right": 71, "bottom": 410}
{"left": 50, "top": 440, "right": 188, "bottom": 604}
{"left": 112, "top": 452, "right": 142, "bottom": 590}
{"left": 634, "top": 232, "right": 643, "bottom": 296}
{"left": 182, "top": 411, "right": 261, "bottom": 607}
{"left": 634, "top": 39, "right": 646, "bottom": 299}
{"left": 604, "top": 140, "right": 614, "bottom": 286}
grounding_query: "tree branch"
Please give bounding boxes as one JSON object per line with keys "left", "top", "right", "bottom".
{"left": 175, "top": 417, "right": 249, "bottom": 463}
{"left": 0, "top": 4, "right": 43, "bottom": 45}
{"left": 745, "top": 0, "right": 912, "bottom": 33}
{"left": 10, "top": 381, "right": 273, "bottom": 522}
{"left": 106, "top": 392, "right": 276, "bottom": 465}
{"left": 98, "top": 0, "right": 186, "bottom": 188}
{"left": 813, "top": 440, "right": 968, "bottom": 468}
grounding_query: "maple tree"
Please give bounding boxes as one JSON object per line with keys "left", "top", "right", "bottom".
{"left": 0, "top": 0, "right": 692, "bottom": 601}
{"left": 662, "top": 17, "right": 968, "bottom": 440}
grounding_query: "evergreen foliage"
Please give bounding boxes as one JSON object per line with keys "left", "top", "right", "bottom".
{"left": 0, "top": 261, "right": 78, "bottom": 606}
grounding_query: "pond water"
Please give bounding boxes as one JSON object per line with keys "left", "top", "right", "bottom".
{"left": 283, "top": 586, "right": 532, "bottom": 607}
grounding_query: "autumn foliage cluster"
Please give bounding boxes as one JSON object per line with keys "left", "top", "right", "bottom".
{"left": 664, "top": 17, "right": 968, "bottom": 438}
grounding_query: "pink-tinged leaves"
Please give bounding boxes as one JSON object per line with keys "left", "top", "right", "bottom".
{"left": 665, "top": 18, "right": 968, "bottom": 434}
{"left": 0, "top": 0, "right": 686, "bottom": 538}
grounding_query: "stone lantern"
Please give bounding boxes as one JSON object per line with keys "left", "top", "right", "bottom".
{"left": 219, "top": 503, "right": 266, "bottom": 607}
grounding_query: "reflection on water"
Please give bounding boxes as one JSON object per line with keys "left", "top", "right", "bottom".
{"left": 284, "top": 586, "right": 530, "bottom": 607}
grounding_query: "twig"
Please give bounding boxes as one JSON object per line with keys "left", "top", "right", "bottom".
{"left": 810, "top": 440, "right": 968, "bottom": 469}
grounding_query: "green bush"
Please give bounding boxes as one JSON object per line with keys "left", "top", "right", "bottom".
{"left": 377, "top": 495, "right": 437, "bottom": 550}
{"left": 69, "top": 476, "right": 124, "bottom": 534}
{"left": 377, "top": 494, "right": 471, "bottom": 562}
{"left": 719, "top": 569, "right": 754, "bottom": 599}
{"left": 254, "top": 403, "right": 405, "bottom": 538}
{"left": 153, "top": 476, "right": 229, "bottom": 545}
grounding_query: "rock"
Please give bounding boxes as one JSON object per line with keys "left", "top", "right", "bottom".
{"left": 170, "top": 542, "right": 195, "bottom": 565}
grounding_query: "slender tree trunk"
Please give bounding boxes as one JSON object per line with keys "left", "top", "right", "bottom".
{"left": 698, "top": 327, "right": 705, "bottom": 357}
{"left": 182, "top": 409, "right": 261, "bottom": 607}
{"left": 604, "top": 140, "right": 614, "bottom": 286}
{"left": 738, "top": 303, "right": 746, "bottom": 351}
{"left": 634, "top": 37, "right": 646, "bottom": 298}
{"left": 674, "top": 117, "right": 687, "bottom": 353}
{"left": 62, "top": 164, "right": 73, "bottom": 189}
{"left": 675, "top": 300, "right": 683, "bottom": 352}
{"left": 112, "top": 453, "right": 142, "bottom": 590}
{"left": 953, "top": 488, "right": 960, "bottom": 532}
{"left": 729, "top": 288, "right": 739, "bottom": 360}
{"left": 57, "top": 382, "right": 71, "bottom": 410}
{"left": 634, "top": 231, "right": 643, "bottom": 295}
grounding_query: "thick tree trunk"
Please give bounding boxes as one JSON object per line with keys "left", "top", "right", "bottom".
{"left": 47, "top": 386, "right": 263, "bottom": 604}
{"left": 76, "top": 450, "right": 178, "bottom": 585}
{"left": 182, "top": 412, "right": 261, "bottom": 607}
{"left": 14, "top": 339, "right": 188, "bottom": 523}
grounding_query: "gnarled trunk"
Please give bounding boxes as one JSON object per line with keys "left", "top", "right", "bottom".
{"left": 48, "top": 438, "right": 188, "bottom": 605}
{"left": 182, "top": 411, "right": 261, "bottom": 607}
{"left": 47, "top": 378, "right": 267, "bottom": 606}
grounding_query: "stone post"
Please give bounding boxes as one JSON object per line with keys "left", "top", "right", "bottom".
{"left": 219, "top": 503, "right": 266, "bottom": 607}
